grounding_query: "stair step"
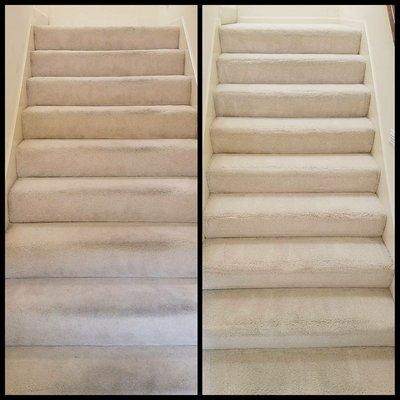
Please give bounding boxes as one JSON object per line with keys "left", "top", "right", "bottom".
{"left": 214, "top": 84, "right": 370, "bottom": 118}
{"left": 31, "top": 49, "right": 185, "bottom": 77}
{"left": 207, "top": 154, "right": 379, "bottom": 193}
{"left": 203, "top": 287, "right": 394, "bottom": 349}
{"left": 211, "top": 117, "right": 374, "bottom": 154}
{"left": 9, "top": 178, "right": 197, "bottom": 223}
{"left": 205, "top": 193, "right": 386, "bottom": 238}
{"left": 219, "top": 23, "right": 361, "bottom": 54}
{"left": 34, "top": 26, "right": 180, "bottom": 50}
{"left": 27, "top": 76, "right": 191, "bottom": 106}
{"left": 203, "top": 237, "right": 393, "bottom": 289}
{"left": 6, "top": 278, "right": 196, "bottom": 346}
{"left": 217, "top": 53, "right": 366, "bottom": 84}
{"left": 203, "top": 347, "right": 394, "bottom": 395}
{"left": 22, "top": 105, "right": 197, "bottom": 139}
{"left": 17, "top": 139, "right": 197, "bottom": 177}
{"left": 6, "top": 223, "right": 197, "bottom": 278}
{"left": 6, "top": 346, "right": 196, "bottom": 395}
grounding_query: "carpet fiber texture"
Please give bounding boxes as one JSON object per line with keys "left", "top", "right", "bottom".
{"left": 204, "top": 347, "right": 394, "bottom": 395}
{"left": 7, "top": 346, "right": 196, "bottom": 395}
{"left": 204, "top": 22, "right": 394, "bottom": 395}
{"left": 6, "top": 25, "right": 197, "bottom": 394}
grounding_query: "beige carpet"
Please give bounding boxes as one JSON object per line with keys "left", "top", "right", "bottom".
{"left": 203, "top": 347, "right": 394, "bottom": 395}
{"left": 5, "top": 25, "right": 197, "bottom": 394}
{"left": 204, "top": 22, "right": 394, "bottom": 395}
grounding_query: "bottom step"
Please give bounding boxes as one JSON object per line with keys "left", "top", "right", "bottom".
{"left": 6, "top": 346, "right": 196, "bottom": 395}
{"left": 203, "top": 347, "right": 394, "bottom": 395}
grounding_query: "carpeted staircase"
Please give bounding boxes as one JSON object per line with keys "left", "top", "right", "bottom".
{"left": 5, "top": 26, "right": 197, "bottom": 395}
{"left": 203, "top": 23, "right": 394, "bottom": 395}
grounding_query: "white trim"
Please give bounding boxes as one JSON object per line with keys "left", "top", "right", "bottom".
{"left": 33, "top": 6, "right": 50, "bottom": 22}
{"left": 202, "top": 16, "right": 221, "bottom": 221}
{"left": 5, "top": 8, "right": 49, "bottom": 230}
{"left": 180, "top": 17, "right": 197, "bottom": 84}
{"left": 166, "top": 17, "right": 197, "bottom": 108}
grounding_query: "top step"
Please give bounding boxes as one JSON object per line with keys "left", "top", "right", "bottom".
{"left": 34, "top": 26, "right": 180, "bottom": 50}
{"left": 219, "top": 23, "right": 361, "bottom": 54}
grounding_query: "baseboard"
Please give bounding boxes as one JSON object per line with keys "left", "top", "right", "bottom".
{"left": 5, "top": 9, "right": 49, "bottom": 231}
{"left": 202, "top": 16, "right": 221, "bottom": 225}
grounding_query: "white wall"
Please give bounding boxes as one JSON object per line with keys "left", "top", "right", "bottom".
{"left": 337, "top": 6, "right": 395, "bottom": 297}
{"left": 42, "top": 5, "right": 160, "bottom": 26}
{"left": 5, "top": 5, "right": 48, "bottom": 229}
{"left": 202, "top": 6, "right": 220, "bottom": 211}
{"left": 5, "top": 6, "right": 47, "bottom": 169}
{"left": 238, "top": 5, "right": 339, "bottom": 19}
{"left": 202, "top": 5, "right": 220, "bottom": 121}
{"left": 339, "top": 5, "right": 394, "bottom": 213}
{"left": 159, "top": 6, "right": 197, "bottom": 77}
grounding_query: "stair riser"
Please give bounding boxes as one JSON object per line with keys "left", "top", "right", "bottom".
{"left": 208, "top": 171, "right": 379, "bottom": 193}
{"left": 204, "top": 333, "right": 394, "bottom": 350}
{"left": 6, "top": 346, "right": 197, "bottom": 395}
{"left": 205, "top": 194, "right": 386, "bottom": 238}
{"left": 17, "top": 140, "right": 197, "bottom": 177}
{"left": 205, "top": 216, "right": 385, "bottom": 238}
{"left": 6, "top": 223, "right": 197, "bottom": 279}
{"left": 204, "top": 237, "right": 393, "bottom": 289}
{"left": 204, "top": 347, "right": 394, "bottom": 395}
{"left": 9, "top": 179, "right": 197, "bottom": 223}
{"left": 23, "top": 106, "right": 197, "bottom": 139}
{"left": 217, "top": 58, "right": 365, "bottom": 84}
{"left": 6, "top": 279, "right": 197, "bottom": 346}
{"left": 34, "top": 26, "right": 180, "bottom": 50}
{"left": 211, "top": 118, "right": 374, "bottom": 154}
{"left": 214, "top": 89, "right": 370, "bottom": 118}
{"left": 31, "top": 50, "right": 185, "bottom": 77}
{"left": 211, "top": 131, "right": 374, "bottom": 154}
{"left": 204, "top": 272, "right": 393, "bottom": 289}
{"left": 27, "top": 77, "right": 191, "bottom": 106}
{"left": 203, "top": 287, "right": 394, "bottom": 350}
{"left": 219, "top": 27, "right": 361, "bottom": 54}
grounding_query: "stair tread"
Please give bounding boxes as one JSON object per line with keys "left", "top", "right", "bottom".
{"left": 6, "top": 222, "right": 197, "bottom": 278}
{"left": 215, "top": 83, "right": 369, "bottom": 93}
{"left": 6, "top": 277, "right": 196, "bottom": 346}
{"left": 9, "top": 177, "right": 197, "bottom": 223}
{"left": 205, "top": 193, "right": 386, "bottom": 238}
{"left": 34, "top": 25, "right": 180, "bottom": 50}
{"left": 31, "top": 49, "right": 185, "bottom": 77}
{"left": 17, "top": 139, "right": 197, "bottom": 177}
{"left": 220, "top": 22, "right": 361, "bottom": 33}
{"left": 204, "top": 347, "right": 394, "bottom": 395}
{"left": 27, "top": 76, "right": 191, "bottom": 107}
{"left": 22, "top": 105, "right": 196, "bottom": 139}
{"left": 203, "top": 237, "right": 393, "bottom": 289}
{"left": 209, "top": 153, "right": 378, "bottom": 172}
{"left": 203, "top": 287, "right": 394, "bottom": 349}
{"left": 211, "top": 117, "right": 374, "bottom": 153}
{"left": 6, "top": 345, "right": 196, "bottom": 395}
{"left": 207, "top": 154, "right": 379, "bottom": 193}
{"left": 212, "top": 116, "right": 373, "bottom": 132}
{"left": 28, "top": 75, "right": 190, "bottom": 82}
{"left": 219, "top": 53, "right": 365, "bottom": 61}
